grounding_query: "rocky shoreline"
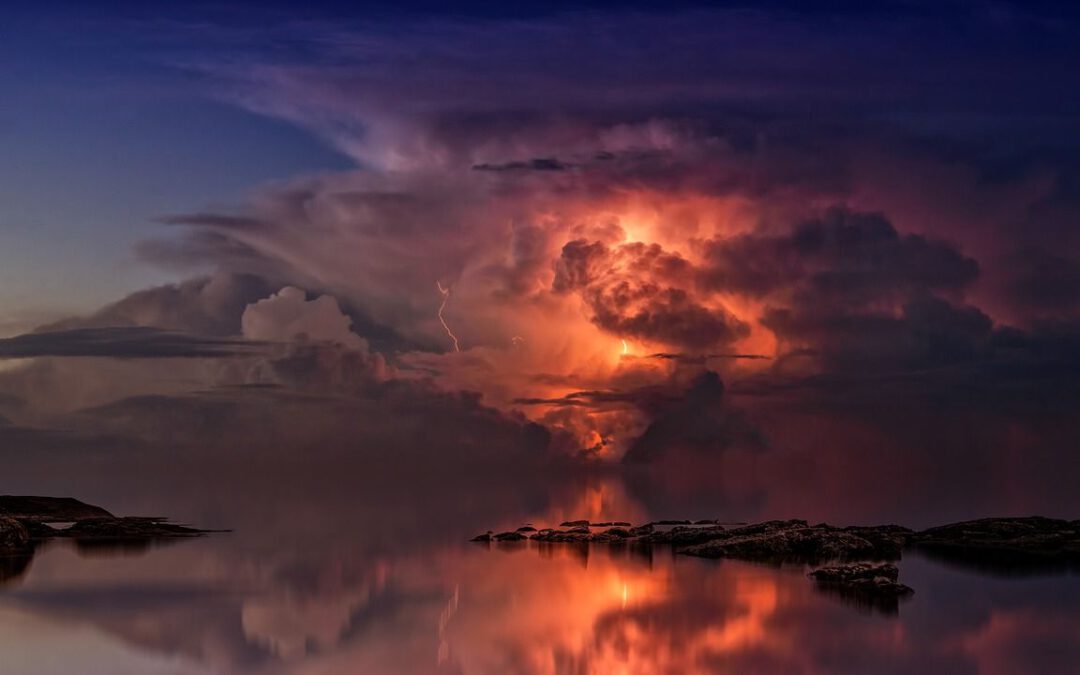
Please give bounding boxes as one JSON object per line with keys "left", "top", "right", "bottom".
{"left": 471, "top": 515, "right": 1080, "bottom": 612}
{"left": 0, "top": 495, "right": 215, "bottom": 585}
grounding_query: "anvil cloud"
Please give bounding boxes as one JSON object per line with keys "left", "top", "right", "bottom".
{"left": 1, "top": 2, "right": 1080, "bottom": 515}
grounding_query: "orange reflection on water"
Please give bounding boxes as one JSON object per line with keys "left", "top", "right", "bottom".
{"left": 5, "top": 512, "right": 1080, "bottom": 674}
{"left": 500, "top": 478, "right": 650, "bottom": 534}
{"left": 698, "top": 575, "right": 779, "bottom": 652}
{"left": 440, "top": 541, "right": 792, "bottom": 675}
{"left": 442, "top": 544, "right": 670, "bottom": 674}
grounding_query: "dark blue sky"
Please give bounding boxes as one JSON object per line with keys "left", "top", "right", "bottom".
{"left": 1, "top": 4, "right": 353, "bottom": 323}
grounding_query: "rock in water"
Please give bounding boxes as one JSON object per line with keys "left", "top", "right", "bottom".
{"left": 20, "top": 521, "right": 59, "bottom": 540}
{"left": 678, "top": 520, "right": 910, "bottom": 563}
{"left": 0, "top": 497, "right": 215, "bottom": 578}
{"left": 810, "top": 562, "right": 903, "bottom": 585}
{"left": 0, "top": 516, "right": 33, "bottom": 586}
{"left": 627, "top": 523, "right": 654, "bottom": 537}
{"left": 912, "top": 517, "right": 1080, "bottom": 569}
{"left": 534, "top": 528, "right": 591, "bottom": 543}
{"left": 62, "top": 517, "right": 207, "bottom": 541}
{"left": 0, "top": 496, "right": 113, "bottom": 522}
{"left": 0, "top": 516, "right": 30, "bottom": 552}
{"left": 808, "top": 562, "right": 914, "bottom": 615}
{"left": 590, "top": 528, "right": 632, "bottom": 543}
{"left": 641, "top": 525, "right": 727, "bottom": 546}
{"left": 841, "top": 525, "right": 911, "bottom": 559}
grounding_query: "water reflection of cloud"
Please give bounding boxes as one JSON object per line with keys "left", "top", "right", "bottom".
{"left": 1, "top": 419, "right": 1079, "bottom": 674}
{"left": 4, "top": 504, "right": 1080, "bottom": 674}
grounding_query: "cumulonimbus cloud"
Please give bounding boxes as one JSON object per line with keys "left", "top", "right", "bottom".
{"left": 8, "top": 4, "right": 1080, "bottom": 466}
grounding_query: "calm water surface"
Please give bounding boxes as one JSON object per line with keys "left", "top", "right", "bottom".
{"left": 0, "top": 467, "right": 1078, "bottom": 674}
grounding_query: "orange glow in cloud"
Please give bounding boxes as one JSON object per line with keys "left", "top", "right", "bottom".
{"left": 402, "top": 189, "right": 780, "bottom": 459}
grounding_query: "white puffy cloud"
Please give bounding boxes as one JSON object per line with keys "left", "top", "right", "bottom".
{"left": 242, "top": 287, "right": 367, "bottom": 350}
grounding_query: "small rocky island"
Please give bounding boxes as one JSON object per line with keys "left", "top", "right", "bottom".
{"left": 0, "top": 495, "right": 214, "bottom": 586}
{"left": 471, "top": 516, "right": 1080, "bottom": 613}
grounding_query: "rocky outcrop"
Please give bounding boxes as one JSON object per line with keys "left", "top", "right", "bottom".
{"left": 2, "top": 516, "right": 40, "bottom": 586}
{"left": 20, "top": 521, "right": 60, "bottom": 540}
{"left": 841, "top": 525, "right": 911, "bottom": 559}
{"left": 912, "top": 517, "right": 1080, "bottom": 567}
{"left": 589, "top": 528, "right": 631, "bottom": 543}
{"left": 0, "top": 496, "right": 113, "bottom": 522}
{"left": 679, "top": 520, "right": 910, "bottom": 563}
{"left": 627, "top": 523, "right": 654, "bottom": 537}
{"left": 809, "top": 562, "right": 912, "bottom": 593}
{"left": 0, "top": 516, "right": 30, "bottom": 553}
{"left": 0, "top": 497, "right": 213, "bottom": 588}
{"left": 808, "top": 562, "right": 914, "bottom": 615}
{"left": 61, "top": 517, "right": 210, "bottom": 541}
{"left": 0, "top": 496, "right": 208, "bottom": 545}
{"left": 470, "top": 516, "right": 1080, "bottom": 571}
{"left": 533, "top": 527, "right": 591, "bottom": 543}
{"left": 466, "top": 515, "right": 1080, "bottom": 616}
{"left": 640, "top": 525, "right": 728, "bottom": 547}
{"left": 470, "top": 518, "right": 910, "bottom": 561}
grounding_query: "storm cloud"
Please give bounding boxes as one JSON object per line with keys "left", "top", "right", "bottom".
{"left": 553, "top": 239, "right": 748, "bottom": 350}
{"left": 698, "top": 209, "right": 980, "bottom": 302}
{"left": 4, "top": 2, "right": 1080, "bottom": 475}
{"left": 0, "top": 327, "right": 260, "bottom": 359}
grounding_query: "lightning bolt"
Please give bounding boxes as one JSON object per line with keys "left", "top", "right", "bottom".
{"left": 436, "top": 281, "right": 460, "bottom": 352}
{"left": 621, "top": 339, "right": 629, "bottom": 355}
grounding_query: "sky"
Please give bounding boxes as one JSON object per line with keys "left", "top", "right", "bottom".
{"left": 1, "top": 0, "right": 1080, "bottom": 520}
